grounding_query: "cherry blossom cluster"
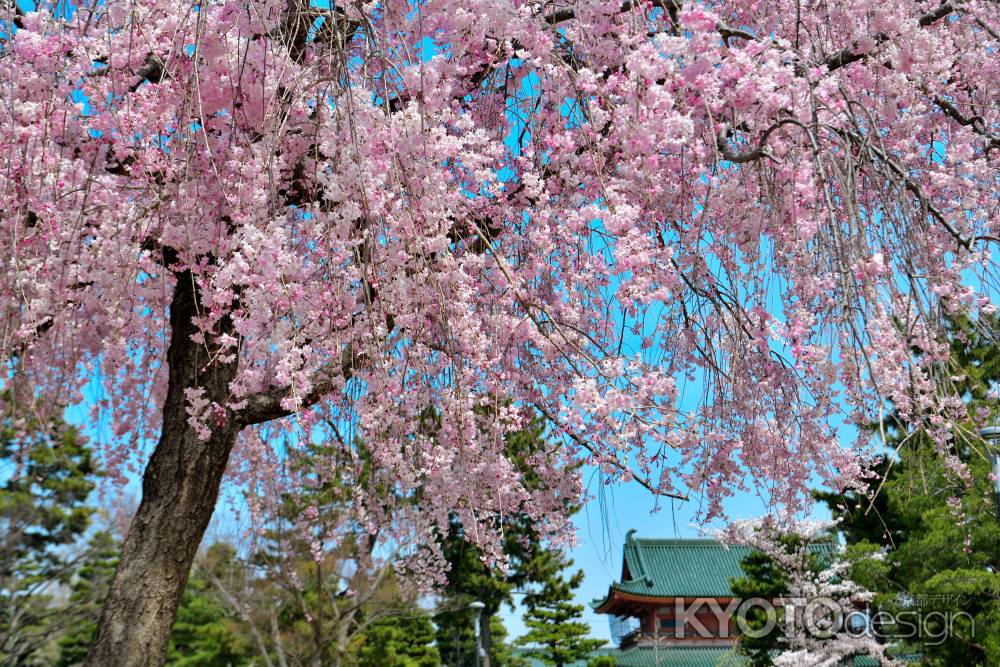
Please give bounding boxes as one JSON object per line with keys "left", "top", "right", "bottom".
{"left": 726, "top": 518, "right": 898, "bottom": 667}
{"left": 1, "top": 0, "right": 997, "bottom": 571}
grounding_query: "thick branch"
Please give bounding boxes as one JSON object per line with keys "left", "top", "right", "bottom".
{"left": 237, "top": 346, "right": 364, "bottom": 425}
{"left": 308, "top": 4, "right": 364, "bottom": 46}
{"left": 547, "top": 0, "right": 682, "bottom": 25}
{"left": 132, "top": 54, "right": 167, "bottom": 91}
{"left": 823, "top": 3, "right": 956, "bottom": 72}
{"left": 934, "top": 95, "right": 1000, "bottom": 154}
{"left": 715, "top": 118, "right": 806, "bottom": 164}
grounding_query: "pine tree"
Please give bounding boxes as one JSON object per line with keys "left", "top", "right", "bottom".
{"left": 434, "top": 516, "right": 525, "bottom": 667}
{"left": 0, "top": 402, "right": 101, "bottom": 666}
{"left": 516, "top": 554, "right": 604, "bottom": 667}
{"left": 356, "top": 609, "right": 439, "bottom": 667}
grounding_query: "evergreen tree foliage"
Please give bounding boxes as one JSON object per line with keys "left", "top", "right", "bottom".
{"left": 55, "top": 531, "right": 118, "bottom": 667}
{"left": 585, "top": 657, "right": 617, "bottom": 667}
{"left": 0, "top": 403, "right": 101, "bottom": 666}
{"left": 815, "top": 314, "right": 1000, "bottom": 665}
{"left": 516, "top": 553, "right": 604, "bottom": 667}
{"left": 435, "top": 602, "right": 524, "bottom": 667}
{"left": 164, "top": 543, "right": 254, "bottom": 667}
{"left": 356, "top": 609, "right": 439, "bottom": 667}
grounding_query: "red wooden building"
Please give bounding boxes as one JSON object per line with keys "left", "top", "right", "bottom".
{"left": 591, "top": 531, "right": 750, "bottom": 665}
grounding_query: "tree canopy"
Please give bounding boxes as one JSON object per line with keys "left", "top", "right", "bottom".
{"left": 1, "top": 0, "right": 998, "bottom": 663}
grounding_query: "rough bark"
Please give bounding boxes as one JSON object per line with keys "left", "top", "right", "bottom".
{"left": 84, "top": 270, "right": 240, "bottom": 667}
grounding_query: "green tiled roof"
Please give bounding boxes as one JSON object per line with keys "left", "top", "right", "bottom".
{"left": 619, "top": 535, "right": 755, "bottom": 597}
{"left": 854, "top": 655, "right": 921, "bottom": 666}
{"left": 595, "top": 531, "right": 835, "bottom": 604}
{"left": 614, "top": 646, "right": 746, "bottom": 667}
{"left": 511, "top": 646, "right": 744, "bottom": 667}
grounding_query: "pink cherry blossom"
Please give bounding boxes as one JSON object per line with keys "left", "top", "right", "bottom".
{"left": 0, "top": 0, "right": 997, "bottom": 662}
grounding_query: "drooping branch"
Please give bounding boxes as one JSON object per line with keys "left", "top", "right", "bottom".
{"left": 838, "top": 127, "right": 975, "bottom": 251}
{"left": 715, "top": 109, "right": 986, "bottom": 253}
{"left": 532, "top": 402, "right": 689, "bottom": 501}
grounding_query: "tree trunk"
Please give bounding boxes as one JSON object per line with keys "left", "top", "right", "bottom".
{"left": 84, "top": 271, "right": 240, "bottom": 667}
{"left": 479, "top": 614, "right": 492, "bottom": 667}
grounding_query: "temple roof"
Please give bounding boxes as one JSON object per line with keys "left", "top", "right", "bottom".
{"left": 614, "top": 646, "right": 745, "bottom": 666}
{"left": 593, "top": 531, "right": 834, "bottom": 611}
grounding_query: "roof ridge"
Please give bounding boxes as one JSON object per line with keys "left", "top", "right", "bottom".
{"left": 631, "top": 537, "right": 835, "bottom": 548}
{"left": 634, "top": 538, "right": 729, "bottom": 544}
